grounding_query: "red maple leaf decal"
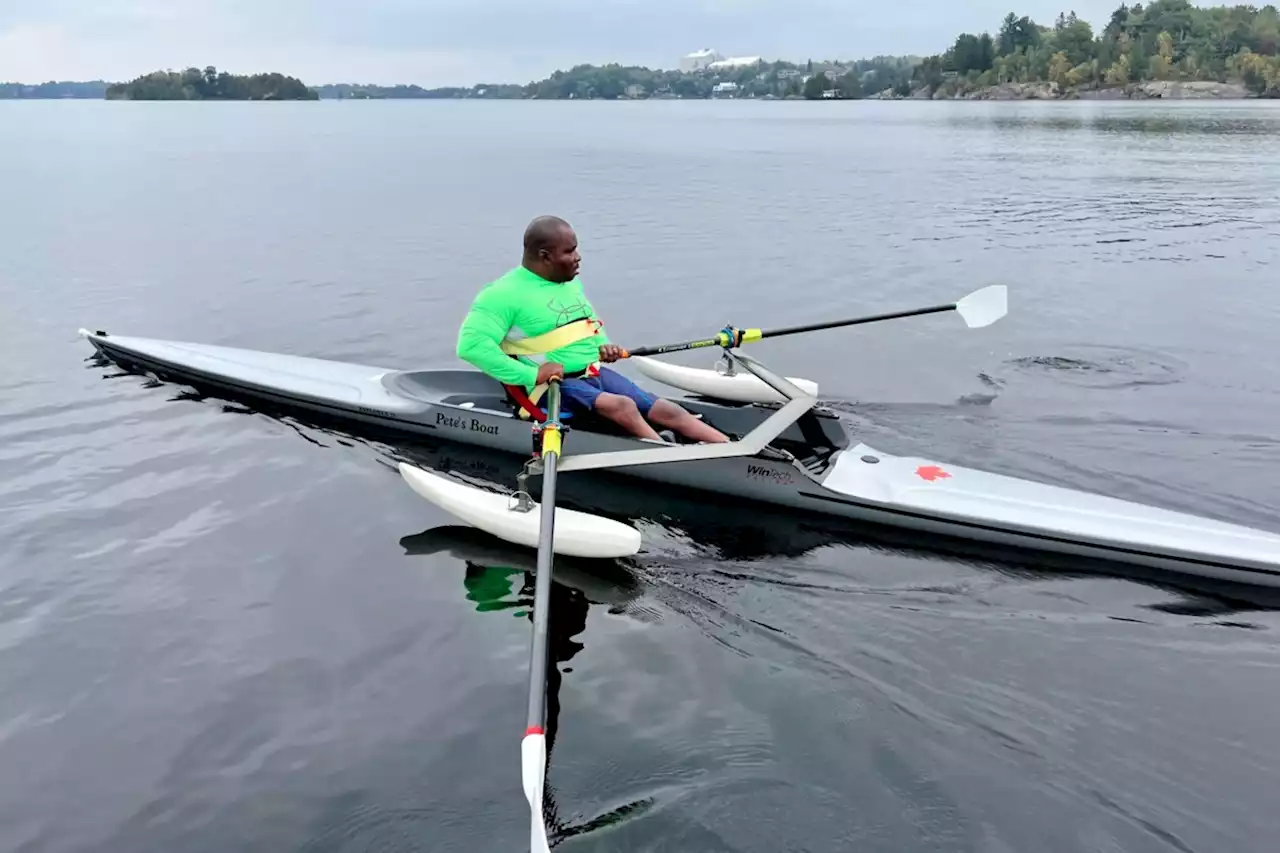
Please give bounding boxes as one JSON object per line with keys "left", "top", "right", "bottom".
{"left": 916, "top": 465, "right": 951, "bottom": 482}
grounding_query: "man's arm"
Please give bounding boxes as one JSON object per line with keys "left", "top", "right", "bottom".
{"left": 456, "top": 291, "right": 540, "bottom": 387}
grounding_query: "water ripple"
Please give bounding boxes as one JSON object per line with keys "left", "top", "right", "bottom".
{"left": 2, "top": 99, "right": 1279, "bottom": 853}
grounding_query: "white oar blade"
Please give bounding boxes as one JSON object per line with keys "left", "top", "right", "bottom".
{"left": 955, "top": 284, "right": 1008, "bottom": 328}
{"left": 522, "top": 731, "right": 552, "bottom": 853}
{"left": 398, "top": 463, "right": 641, "bottom": 559}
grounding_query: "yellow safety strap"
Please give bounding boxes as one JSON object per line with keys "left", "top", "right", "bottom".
{"left": 500, "top": 318, "right": 602, "bottom": 356}
{"left": 499, "top": 318, "right": 603, "bottom": 419}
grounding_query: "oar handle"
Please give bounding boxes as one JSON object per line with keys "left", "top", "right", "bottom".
{"left": 543, "top": 377, "right": 562, "bottom": 420}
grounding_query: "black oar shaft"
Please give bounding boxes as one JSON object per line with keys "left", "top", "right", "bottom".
{"left": 624, "top": 302, "right": 958, "bottom": 358}
{"left": 624, "top": 337, "right": 721, "bottom": 358}
{"left": 525, "top": 381, "right": 561, "bottom": 734}
{"left": 760, "top": 302, "right": 955, "bottom": 338}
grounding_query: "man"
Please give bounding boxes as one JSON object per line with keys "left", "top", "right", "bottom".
{"left": 456, "top": 216, "right": 728, "bottom": 444}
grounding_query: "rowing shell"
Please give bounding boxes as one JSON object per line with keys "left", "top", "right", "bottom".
{"left": 80, "top": 328, "right": 1280, "bottom": 586}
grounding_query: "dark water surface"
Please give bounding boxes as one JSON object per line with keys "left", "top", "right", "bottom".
{"left": 3, "top": 100, "right": 1280, "bottom": 852}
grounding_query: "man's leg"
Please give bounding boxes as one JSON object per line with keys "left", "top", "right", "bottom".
{"left": 646, "top": 399, "right": 730, "bottom": 443}
{"left": 561, "top": 375, "right": 664, "bottom": 442}
{"left": 596, "top": 367, "right": 730, "bottom": 444}
{"left": 593, "top": 393, "right": 664, "bottom": 441}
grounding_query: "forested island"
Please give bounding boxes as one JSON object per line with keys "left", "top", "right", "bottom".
{"left": 104, "top": 67, "right": 318, "bottom": 100}
{"left": 322, "top": 1, "right": 1280, "bottom": 101}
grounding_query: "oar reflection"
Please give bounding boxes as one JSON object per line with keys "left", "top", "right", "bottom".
{"left": 398, "top": 525, "right": 647, "bottom": 842}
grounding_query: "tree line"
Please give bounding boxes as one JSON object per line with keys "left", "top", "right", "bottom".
{"left": 0, "top": 81, "right": 109, "bottom": 99}
{"left": 318, "top": 57, "right": 916, "bottom": 101}
{"left": 105, "top": 67, "right": 318, "bottom": 100}
{"left": 519, "top": 58, "right": 916, "bottom": 100}
{"left": 916, "top": 1, "right": 1280, "bottom": 96}
{"left": 317, "top": 2, "right": 1278, "bottom": 100}
{"left": 315, "top": 82, "right": 530, "bottom": 99}
{"left": 315, "top": 1, "right": 1278, "bottom": 100}
{"left": 6, "top": 3, "right": 1277, "bottom": 102}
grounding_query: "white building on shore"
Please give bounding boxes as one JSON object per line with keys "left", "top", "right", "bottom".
{"left": 708, "top": 56, "right": 763, "bottom": 70}
{"left": 680, "top": 49, "right": 723, "bottom": 72}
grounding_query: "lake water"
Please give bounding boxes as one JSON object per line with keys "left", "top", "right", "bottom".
{"left": 3, "top": 99, "right": 1280, "bottom": 852}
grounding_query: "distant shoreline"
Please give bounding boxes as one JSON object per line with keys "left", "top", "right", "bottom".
{"left": 5, "top": 0, "right": 1279, "bottom": 105}
{"left": 0, "top": 91, "right": 1267, "bottom": 102}
{"left": 3, "top": 78, "right": 1270, "bottom": 103}
{"left": 882, "top": 79, "right": 1259, "bottom": 101}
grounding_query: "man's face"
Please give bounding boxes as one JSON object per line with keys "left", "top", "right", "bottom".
{"left": 542, "top": 227, "right": 581, "bottom": 283}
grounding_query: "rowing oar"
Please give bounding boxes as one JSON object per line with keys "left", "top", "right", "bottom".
{"left": 522, "top": 377, "right": 563, "bottom": 853}
{"left": 620, "top": 284, "right": 1007, "bottom": 357}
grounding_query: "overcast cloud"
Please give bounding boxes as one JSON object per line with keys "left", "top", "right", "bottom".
{"left": 1, "top": 0, "right": 1118, "bottom": 86}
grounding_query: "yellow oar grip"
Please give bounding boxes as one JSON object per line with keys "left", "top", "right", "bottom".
{"left": 541, "top": 424, "right": 562, "bottom": 456}
{"left": 620, "top": 325, "right": 761, "bottom": 358}
{"left": 713, "top": 328, "right": 762, "bottom": 347}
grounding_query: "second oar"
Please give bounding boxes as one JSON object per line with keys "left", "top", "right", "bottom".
{"left": 522, "top": 378, "right": 563, "bottom": 853}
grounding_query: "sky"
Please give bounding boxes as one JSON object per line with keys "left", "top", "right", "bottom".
{"left": 1, "top": 0, "right": 1120, "bottom": 86}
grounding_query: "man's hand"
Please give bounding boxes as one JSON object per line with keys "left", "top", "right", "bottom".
{"left": 598, "top": 344, "right": 625, "bottom": 363}
{"left": 536, "top": 362, "right": 565, "bottom": 384}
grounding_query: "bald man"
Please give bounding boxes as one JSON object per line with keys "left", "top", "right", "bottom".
{"left": 456, "top": 216, "right": 728, "bottom": 444}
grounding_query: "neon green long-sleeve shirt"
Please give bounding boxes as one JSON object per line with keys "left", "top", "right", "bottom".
{"left": 456, "top": 265, "right": 610, "bottom": 389}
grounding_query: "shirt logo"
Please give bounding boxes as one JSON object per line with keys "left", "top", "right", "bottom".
{"left": 548, "top": 297, "right": 592, "bottom": 326}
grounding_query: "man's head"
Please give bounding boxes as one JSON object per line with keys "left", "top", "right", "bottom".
{"left": 522, "top": 215, "right": 580, "bottom": 283}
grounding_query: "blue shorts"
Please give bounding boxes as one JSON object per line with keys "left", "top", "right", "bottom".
{"left": 560, "top": 367, "right": 657, "bottom": 417}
